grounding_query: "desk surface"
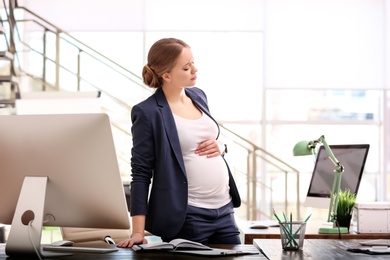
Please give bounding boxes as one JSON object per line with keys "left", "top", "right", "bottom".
{"left": 0, "top": 243, "right": 265, "bottom": 259}
{"left": 254, "top": 239, "right": 390, "bottom": 259}
{"left": 239, "top": 220, "right": 390, "bottom": 244}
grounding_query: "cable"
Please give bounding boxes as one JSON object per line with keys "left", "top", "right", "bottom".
{"left": 104, "top": 235, "right": 115, "bottom": 244}
{"left": 28, "top": 220, "right": 43, "bottom": 260}
{"left": 334, "top": 219, "right": 342, "bottom": 239}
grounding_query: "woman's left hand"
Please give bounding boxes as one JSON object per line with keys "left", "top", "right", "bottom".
{"left": 195, "top": 139, "right": 224, "bottom": 158}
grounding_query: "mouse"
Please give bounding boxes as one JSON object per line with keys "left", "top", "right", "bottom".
{"left": 249, "top": 224, "right": 269, "bottom": 229}
{"left": 51, "top": 240, "right": 74, "bottom": 246}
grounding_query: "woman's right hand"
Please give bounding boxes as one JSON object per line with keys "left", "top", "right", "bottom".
{"left": 116, "top": 232, "right": 148, "bottom": 248}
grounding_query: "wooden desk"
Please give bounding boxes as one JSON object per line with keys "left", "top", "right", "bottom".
{"left": 254, "top": 239, "right": 390, "bottom": 259}
{"left": 239, "top": 220, "right": 390, "bottom": 244}
{"left": 0, "top": 243, "right": 265, "bottom": 259}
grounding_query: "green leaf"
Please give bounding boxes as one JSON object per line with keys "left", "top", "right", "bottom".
{"left": 336, "top": 189, "right": 356, "bottom": 216}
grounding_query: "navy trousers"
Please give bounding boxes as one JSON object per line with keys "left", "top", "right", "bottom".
{"left": 162, "top": 201, "right": 241, "bottom": 244}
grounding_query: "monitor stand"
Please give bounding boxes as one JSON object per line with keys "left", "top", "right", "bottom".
{"left": 5, "top": 176, "right": 72, "bottom": 258}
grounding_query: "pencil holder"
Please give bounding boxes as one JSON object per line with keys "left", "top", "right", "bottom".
{"left": 279, "top": 221, "right": 306, "bottom": 250}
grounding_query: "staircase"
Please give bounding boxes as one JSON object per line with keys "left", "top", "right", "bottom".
{"left": 0, "top": 14, "right": 19, "bottom": 108}
{"left": 0, "top": 2, "right": 302, "bottom": 221}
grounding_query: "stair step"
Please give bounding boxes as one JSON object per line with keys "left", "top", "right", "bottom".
{"left": 0, "top": 75, "right": 18, "bottom": 85}
{"left": 0, "top": 98, "right": 15, "bottom": 104}
{"left": 0, "top": 51, "right": 14, "bottom": 60}
{"left": 0, "top": 98, "right": 15, "bottom": 106}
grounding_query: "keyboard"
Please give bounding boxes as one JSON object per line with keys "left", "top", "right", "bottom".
{"left": 42, "top": 245, "right": 118, "bottom": 254}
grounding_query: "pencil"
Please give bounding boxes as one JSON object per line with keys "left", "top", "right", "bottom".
{"left": 304, "top": 213, "right": 312, "bottom": 223}
{"left": 283, "top": 212, "right": 287, "bottom": 222}
{"left": 273, "top": 209, "right": 298, "bottom": 247}
{"left": 286, "top": 213, "right": 312, "bottom": 246}
{"left": 272, "top": 209, "right": 282, "bottom": 222}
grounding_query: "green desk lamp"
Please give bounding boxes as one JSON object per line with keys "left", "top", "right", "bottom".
{"left": 293, "top": 135, "right": 348, "bottom": 234}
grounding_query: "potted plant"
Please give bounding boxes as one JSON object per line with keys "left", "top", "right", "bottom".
{"left": 335, "top": 189, "right": 357, "bottom": 230}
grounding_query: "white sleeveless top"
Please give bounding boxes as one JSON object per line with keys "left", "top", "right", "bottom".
{"left": 173, "top": 112, "right": 231, "bottom": 209}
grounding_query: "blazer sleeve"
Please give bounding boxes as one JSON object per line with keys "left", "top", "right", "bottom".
{"left": 129, "top": 104, "right": 154, "bottom": 216}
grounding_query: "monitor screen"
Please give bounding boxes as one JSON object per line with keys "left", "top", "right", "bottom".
{"left": 304, "top": 144, "right": 370, "bottom": 208}
{"left": 0, "top": 113, "right": 130, "bottom": 257}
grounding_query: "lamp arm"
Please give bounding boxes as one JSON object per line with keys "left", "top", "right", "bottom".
{"left": 319, "top": 135, "right": 345, "bottom": 223}
{"left": 319, "top": 136, "right": 344, "bottom": 173}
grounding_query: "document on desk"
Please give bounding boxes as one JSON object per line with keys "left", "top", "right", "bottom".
{"left": 42, "top": 245, "right": 118, "bottom": 254}
{"left": 359, "top": 239, "right": 390, "bottom": 246}
{"left": 172, "top": 248, "right": 259, "bottom": 256}
{"left": 347, "top": 246, "right": 390, "bottom": 255}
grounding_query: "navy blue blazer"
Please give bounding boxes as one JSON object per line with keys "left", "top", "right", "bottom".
{"left": 129, "top": 87, "right": 241, "bottom": 238}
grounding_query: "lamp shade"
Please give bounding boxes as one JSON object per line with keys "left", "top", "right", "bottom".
{"left": 293, "top": 140, "right": 314, "bottom": 156}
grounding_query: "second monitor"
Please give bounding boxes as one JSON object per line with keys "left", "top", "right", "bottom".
{"left": 304, "top": 144, "right": 370, "bottom": 208}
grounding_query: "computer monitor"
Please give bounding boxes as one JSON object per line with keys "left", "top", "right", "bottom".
{"left": 304, "top": 144, "right": 370, "bottom": 208}
{"left": 0, "top": 113, "right": 130, "bottom": 257}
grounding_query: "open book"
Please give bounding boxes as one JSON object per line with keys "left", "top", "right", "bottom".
{"left": 132, "top": 238, "right": 211, "bottom": 251}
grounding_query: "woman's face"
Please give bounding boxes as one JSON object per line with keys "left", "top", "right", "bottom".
{"left": 164, "top": 47, "right": 198, "bottom": 87}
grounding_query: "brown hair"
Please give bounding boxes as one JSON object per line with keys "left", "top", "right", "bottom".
{"left": 142, "top": 38, "right": 190, "bottom": 88}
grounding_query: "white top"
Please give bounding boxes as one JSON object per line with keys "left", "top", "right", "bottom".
{"left": 173, "top": 112, "right": 231, "bottom": 209}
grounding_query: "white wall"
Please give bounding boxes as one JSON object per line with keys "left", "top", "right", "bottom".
{"left": 264, "top": 0, "right": 385, "bottom": 90}
{"left": 19, "top": 0, "right": 145, "bottom": 31}
{"left": 18, "top": 0, "right": 389, "bottom": 90}
{"left": 19, "top": 0, "right": 264, "bottom": 31}
{"left": 386, "top": 0, "right": 390, "bottom": 89}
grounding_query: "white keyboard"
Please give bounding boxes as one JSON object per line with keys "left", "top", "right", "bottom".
{"left": 42, "top": 245, "right": 118, "bottom": 254}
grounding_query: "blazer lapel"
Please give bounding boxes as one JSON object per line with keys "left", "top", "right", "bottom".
{"left": 154, "top": 88, "right": 187, "bottom": 175}
{"left": 185, "top": 88, "right": 220, "bottom": 139}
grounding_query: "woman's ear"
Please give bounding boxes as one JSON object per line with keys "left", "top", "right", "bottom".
{"left": 162, "top": 72, "right": 171, "bottom": 82}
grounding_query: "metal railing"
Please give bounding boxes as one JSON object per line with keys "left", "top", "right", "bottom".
{"left": 220, "top": 125, "right": 301, "bottom": 220}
